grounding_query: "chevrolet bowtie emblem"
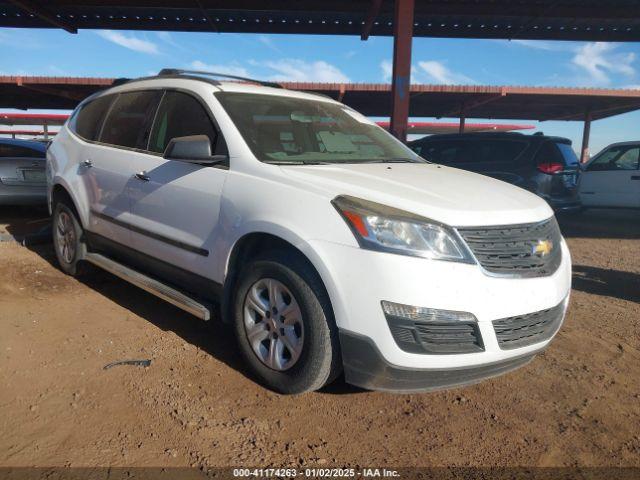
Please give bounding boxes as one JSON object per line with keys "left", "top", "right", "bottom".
{"left": 533, "top": 239, "right": 553, "bottom": 257}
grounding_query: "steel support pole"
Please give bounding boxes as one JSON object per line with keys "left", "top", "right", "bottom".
{"left": 459, "top": 114, "right": 466, "bottom": 133}
{"left": 389, "top": 0, "right": 415, "bottom": 142}
{"left": 43, "top": 123, "right": 49, "bottom": 141}
{"left": 580, "top": 111, "right": 592, "bottom": 163}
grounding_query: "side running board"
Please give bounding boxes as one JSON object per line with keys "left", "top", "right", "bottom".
{"left": 84, "top": 252, "right": 212, "bottom": 321}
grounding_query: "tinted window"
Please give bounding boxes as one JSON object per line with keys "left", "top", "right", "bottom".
{"left": 149, "top": 91, "right": 218, "bottom": 154}
{"left": 0, "top": 144, "right": 44, "bottom": 158}
{"left": 100, "top": 91, "right": 162, "bottom": 149}
{"left": 73, "top": 95, "right": 114, "bottom": 141}
{"left": 588, "top": 145, "right": 640, "bottom": 171}
{"left": 556, "top": 143, "right": 579, "bottom": 166}
{"left": 476, "top": 140, "right": 527, "bottom": 163}
{"left": 534, "top": 141, "right": 566, "bottom": 166}
{"left": 420, "top": 139, "right": 526, "bottom": 165}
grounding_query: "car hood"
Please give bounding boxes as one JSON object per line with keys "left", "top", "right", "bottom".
{"left": 279, "top": 162, "right": 553, "bottom": 227}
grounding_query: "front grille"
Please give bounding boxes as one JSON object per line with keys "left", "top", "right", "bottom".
{"left": 492, "top": 300, "right": 566, "bottom": 350}
{"left": 457, "top": 217, "right": 562, "bottom": 278}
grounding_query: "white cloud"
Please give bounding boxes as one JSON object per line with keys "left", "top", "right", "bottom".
{"left": 510, "top": 39, "right": 567, "bottom": 51}
{"left": 257, "top": 35, "right": 282, "bottom": 54}
{"left": 572, "top": 42, "right": 635, "bottom": 86}
{"left": 96, "top": 30, "right": 159, "bottom": 54}
{"left": 189, "top": 60, "right": 250, "bottom": 78}
{"left": 156, "top": 31, "right": 181, "bottom": 49}
{"left": 380, "top": 60, "right": 393, "bottom": 82}
{"left": 256, "top": 59, "right": 350, "bottom": 82}
{"left": 380, "top": 59, "right": 420, "bottom": 83}
{"left": 417, "top": 60, "right": 475, "bottom": 84}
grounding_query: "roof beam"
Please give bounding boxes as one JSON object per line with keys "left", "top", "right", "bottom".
{"left": 361, "top": 0, "right": 382, "bottom": 40}
{"left": 194, "top": 0, "right": 218, "bottom": 33}
{"left": 440, "top": 92, "right": 506, "bottom": 118}
{"left": 19, "top": 83, "right": 86, "bottom": 102}
{"left": 545, "top": 101, "right": 640, "bottom": 121}
{"left": 7, "top": 0, "right": 77, "bottom": 33}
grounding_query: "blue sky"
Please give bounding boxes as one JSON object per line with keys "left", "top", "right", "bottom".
{"left": 1, "top": 27, "right": 639, "bottom": 154}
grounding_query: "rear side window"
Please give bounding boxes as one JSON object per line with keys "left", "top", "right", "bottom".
{"left": 0, "top": 144, "right": 45, "bottom": 158}
{"left": 420, "top": 139, "right": 526, "bottom": 165}
{"left": 73, "top": 95, "right": 114, "bottom": 141}
{"left": 475, "top": 140, "right": 527, "bottom": 163}
{"left": 100, "top": 91, "right": 162, "bottom": 150}
{"left": 419, "top": 140, "right": 467, "bottom": 165}
{"left": 149, "top": 91, "right": 218, "bottom": 154}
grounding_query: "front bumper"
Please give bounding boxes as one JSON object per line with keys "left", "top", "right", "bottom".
{"left": 301, "top": 237, "right": 571, "bottom": 387}
{"left": 340, "top": 330, "right": 541, "bottom": 393}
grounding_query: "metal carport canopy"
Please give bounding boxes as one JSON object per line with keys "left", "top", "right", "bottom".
{"left": 2, "top": 76, "right": 640, "bottom": 123}
{"left": 1, "top": 1, "right": 639, "bottom": 41}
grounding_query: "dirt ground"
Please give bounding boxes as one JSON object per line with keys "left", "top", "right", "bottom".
{"left": 1, "top": 208, "right": 639, "bottom": 469}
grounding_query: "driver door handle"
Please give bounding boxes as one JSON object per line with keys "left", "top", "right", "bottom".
{"left": 135, "top": 171, "right": 150, "bottom": 182}
{"left": 83, "top": 159, "right": 93, "bottom": 168}
{"left": 631, "top": 175, "right": 640, "bottom": 180}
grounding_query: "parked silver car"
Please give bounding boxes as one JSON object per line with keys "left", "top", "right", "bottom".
{"left": 0, "top": 138, "right": 47, "bottom": 205}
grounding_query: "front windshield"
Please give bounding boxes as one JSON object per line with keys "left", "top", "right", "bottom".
{"left": 215, "top": 92, "right": 425, "bottom": 165}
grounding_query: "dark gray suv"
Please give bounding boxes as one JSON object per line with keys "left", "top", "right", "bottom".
{"left": 408, "top": 132, "right": 581, "bottom": 212}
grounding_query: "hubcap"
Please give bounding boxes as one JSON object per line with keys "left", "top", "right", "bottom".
{"left": 55, "top": 211, "right": 76, "bottom": 264}
{"left": 243, "top": 278, "right": 304, "bottom": 371}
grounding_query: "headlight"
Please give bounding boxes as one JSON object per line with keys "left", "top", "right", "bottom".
{"left": 332, "top": 195, "right": 475, "bottom": 263}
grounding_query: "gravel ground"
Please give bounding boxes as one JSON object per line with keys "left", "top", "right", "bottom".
{"left": 0, "top": 209, "right": 639, "bottom": 468}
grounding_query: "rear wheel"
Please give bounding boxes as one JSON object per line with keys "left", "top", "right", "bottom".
{"left": 52, "top": 201, "right": 87, "bottom": 276}
{"left": 233, "top": 251, "right": 341, "bottom": 394}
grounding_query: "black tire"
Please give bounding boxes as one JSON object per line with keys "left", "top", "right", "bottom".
{"left": 52, "top": 200, "right": 88, "bottom": 277}
{"left": 232, "top": 250, "right": 341, "bottom": 394}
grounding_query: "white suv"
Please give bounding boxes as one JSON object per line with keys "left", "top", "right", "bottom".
{"left": 47, "top": 70, "right": 571, "bottom": 394}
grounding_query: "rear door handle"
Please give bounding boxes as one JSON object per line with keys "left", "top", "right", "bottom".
{"left": 135, "top": 171, "right": 150, "bottom": 182}
{"left": 83, "top": 159, "right": 93, "bottom": 168}
{"left": 631, "top": 175, "right": 640, "bottom": 180}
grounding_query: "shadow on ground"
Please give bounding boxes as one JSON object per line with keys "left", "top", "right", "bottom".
{"left": 0, "top": 205, "right": 50, "bottom": 242}
{"left": 27, "top": 243, "right": 362, "bottom": 394}
{"left": 573, "top": 264, "right": 640, "bottom": 303}
{"left": 558, "top": 208, "right": 640, "bottom": 239}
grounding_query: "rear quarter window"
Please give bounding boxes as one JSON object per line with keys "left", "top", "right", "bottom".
{"left": 555, "top": 143, "right": 579, "bottom": 166}
{"left": 72, "top": 95, "right": 114, "bottom": 141}
{"left": 535, "top": 141, "right": 577, "bottom": 167}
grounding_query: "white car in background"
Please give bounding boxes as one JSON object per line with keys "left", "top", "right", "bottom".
{"left": 46, "top": 69, "right": 571, "bottom": 394}
{"left": 579, "top": 141, "right": 640, "bottom": 208}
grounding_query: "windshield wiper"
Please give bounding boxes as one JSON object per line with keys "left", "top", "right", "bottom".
{"left": 380, "top": 158, "right": 422, "bottom": 163}
{"left": 266, "top": 160, "right": 333, "bottom": 165}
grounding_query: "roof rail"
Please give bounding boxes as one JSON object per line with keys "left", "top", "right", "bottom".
{"left": 157, "top": 68, "right": 282, "bottom": 89}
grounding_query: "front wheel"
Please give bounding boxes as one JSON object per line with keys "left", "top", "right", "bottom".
{"left": 232, "top": 251, "right": 341, "bottom": 394}
{"left": 52, "top": 201, "right": 87, "bottom": 276}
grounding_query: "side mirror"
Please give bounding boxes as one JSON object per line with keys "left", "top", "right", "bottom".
{"left": 163, "top": 135, "right": 227, "bottom": 165}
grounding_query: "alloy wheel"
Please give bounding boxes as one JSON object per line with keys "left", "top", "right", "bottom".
{"left": 55, "top": 210, "right": 76, "bottom": 264}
